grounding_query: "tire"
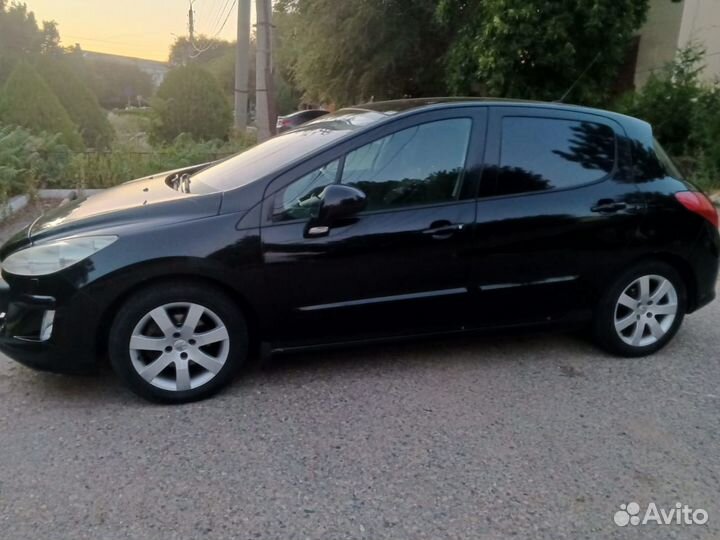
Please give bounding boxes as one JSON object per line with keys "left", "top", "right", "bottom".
{"left": 109, "top": 281, "right": 248, "bottom": 403}
{"left": 593, "top": 261, "right": 687, "bottom": 357}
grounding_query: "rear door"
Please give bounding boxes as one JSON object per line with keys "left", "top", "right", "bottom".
{"left": 468, "top": 106, "right": 643, "bottom": 326}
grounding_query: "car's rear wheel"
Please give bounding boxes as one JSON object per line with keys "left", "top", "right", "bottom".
{"left": 109, "top": 282, "right": 248, "bottom": 403}
{"left": 593, "top": 261, "right": 686, "bottom": 357}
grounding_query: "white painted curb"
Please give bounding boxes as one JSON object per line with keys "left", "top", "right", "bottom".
{"left": 1, "top": 189, "right": 105, "bottom": 221}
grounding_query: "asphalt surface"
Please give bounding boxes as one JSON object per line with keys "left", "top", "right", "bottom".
{"left": 0, "top": 295, "right": 718, "bottom": 539}
{"left": 0, "top": 210, "right": 718, "bottom": 539}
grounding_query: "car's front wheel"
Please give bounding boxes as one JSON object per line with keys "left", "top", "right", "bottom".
{"left": 109, "top": 282, "right": 248, "bottom": 403}
{"left": 593, "top": 261, "right": 687, "bottom": 357}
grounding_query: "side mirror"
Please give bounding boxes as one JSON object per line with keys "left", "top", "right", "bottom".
{"left": 306, "top": 184, "right": 367, "bottom": 237}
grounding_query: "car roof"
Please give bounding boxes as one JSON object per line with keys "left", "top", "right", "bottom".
{"left": 342, "top": 97, "right": 643, "bottom": 130}
{"left": 283, "top": 109, "right": 328, "bottom": 119}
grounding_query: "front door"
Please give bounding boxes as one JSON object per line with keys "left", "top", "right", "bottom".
{"left": 260, "top": 110, "right": 487, "bottom": 347}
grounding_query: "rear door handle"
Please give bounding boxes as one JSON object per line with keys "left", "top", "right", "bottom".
{"left": 422, "top": 222, "right": 464, "bottom": 239}
{"left": 591, "top": 200, "right": 628, "bottom": 214}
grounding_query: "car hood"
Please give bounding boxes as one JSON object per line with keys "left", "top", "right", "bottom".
{"left": 1, "top": 174, "right": 223, "bottom": 259}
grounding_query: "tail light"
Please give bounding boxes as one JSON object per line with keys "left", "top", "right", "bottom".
{"left": 675, "top": 191, "right": 719, "bottom": 228}
{"left": 276, "top": 118, "right": 290, "bottom": 129}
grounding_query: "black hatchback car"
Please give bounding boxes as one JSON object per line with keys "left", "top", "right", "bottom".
{"left": 0, "top": 98, "right": 717, "bottom": 403}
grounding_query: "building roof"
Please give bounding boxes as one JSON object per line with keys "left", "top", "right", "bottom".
{"left": 82, "top": 50, "right": 169, "bottom": 68}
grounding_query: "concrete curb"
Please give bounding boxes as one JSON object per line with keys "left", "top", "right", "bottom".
{"left": 38, "top": 189, "right": 103, "bottom": 199}
{"left": 1, "top": 189, "right": 104, "bottom": 221}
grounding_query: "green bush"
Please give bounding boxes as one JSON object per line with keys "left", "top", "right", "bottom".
{"left": 616, "top": 46, "right": 705, "bottom": 157}
{"left": 0, "top": 121, "right": 254, "bottom": 197}
{"left": 0, "top": 123, "right": 72, "bottom": 202}
{"left": 35, "top": 55, "right": 114, "bottom": 149}
{"left": 0, "top": 62, "right": 83, "bottom": 149}
{"left": 616, "top": 45, "right": 720, "bottom": 191}
{"left": 68, "top": 133, "right": 254, "bottom": 189}
{"left": 150, "top": 65, "right": 232, "bottom": 143}
{"left": 688, "top": 87, "right": 720, "bottom": 189}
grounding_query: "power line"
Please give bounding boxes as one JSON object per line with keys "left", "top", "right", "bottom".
{"left": 188, "top": 0, "right": 237, "bottom": 58}
{"left": 212, "top": 0, "right": 237, "bottom": 37}
{"left": 206, "top": 0, "right": 234, "bottom": 37}
{"left": 194, "top": 0, "right": 223, "bottom": 36}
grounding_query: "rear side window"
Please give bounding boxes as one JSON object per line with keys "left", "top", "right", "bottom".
{"left": 496, "top": 117, "right": 616, "bottom": 196}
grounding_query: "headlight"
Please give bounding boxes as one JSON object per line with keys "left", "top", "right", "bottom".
{"left": 1, "top": 236, "right": 118, "bottom": 276}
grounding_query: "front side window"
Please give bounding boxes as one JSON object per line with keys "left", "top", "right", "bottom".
{"left": 272, "top": 160, "right": 340, "bottom": 221}
{"left": 496, "top": 117, "right": 616, "bottom": 196}
{"left": 340, "top": 118, "right": 472, "bottom": 211}
{"left": 272, "top": 118, "right": 472, "bottom": 221}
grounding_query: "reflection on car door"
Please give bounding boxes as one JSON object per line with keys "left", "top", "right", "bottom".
{"left": 260, "top": 109, "right": 487, "bottom": 347}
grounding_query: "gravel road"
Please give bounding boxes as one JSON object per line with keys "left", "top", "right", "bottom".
{"left": 0, "top": 208, "right": 718, "bottom": 539}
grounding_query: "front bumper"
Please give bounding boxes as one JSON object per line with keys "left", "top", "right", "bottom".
{"left": 0, "top": 276, "right": 98, "bottom": 374}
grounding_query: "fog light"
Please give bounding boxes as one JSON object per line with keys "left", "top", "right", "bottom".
{"left": 40, "top": 310, "right": 55, "bottom": 342}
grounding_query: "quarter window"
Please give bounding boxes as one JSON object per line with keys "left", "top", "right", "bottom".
{"left": 496, "top": 117, "right": 616, "bottom": 196}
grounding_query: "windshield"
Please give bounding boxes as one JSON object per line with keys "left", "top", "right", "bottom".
{"left": 191, "top": 109, "right": 387, "bottom": 192}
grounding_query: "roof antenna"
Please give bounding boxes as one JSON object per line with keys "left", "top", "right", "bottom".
{"left": 557, "top": 52, "right": 602, "bottom": 103}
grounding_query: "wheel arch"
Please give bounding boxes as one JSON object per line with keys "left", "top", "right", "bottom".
{"left": 94, "top": 272, "right": 262, "bottom": 362}
{"left": 646, "top": 253, "right": 698, "bottom": 312}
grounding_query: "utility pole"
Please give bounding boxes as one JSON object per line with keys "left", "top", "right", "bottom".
{"left": 234, "top": 0, "right": 251, "bottom": 133}
{"left": 255, "top": 0, "right": 276, "bottom": 141}
{"left": 187, "top": 0, "right": 195, "bottom": 65}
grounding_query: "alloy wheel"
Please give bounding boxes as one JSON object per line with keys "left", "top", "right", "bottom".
{"left": 129, "top": 302, "right": 230, "bottom": 392}
{"left": 614, "top": 274, "right": 678, "bottom": 347}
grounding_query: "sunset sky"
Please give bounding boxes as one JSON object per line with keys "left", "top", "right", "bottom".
{"left": 25, "top": 1, "right": 254, "bottom": 62}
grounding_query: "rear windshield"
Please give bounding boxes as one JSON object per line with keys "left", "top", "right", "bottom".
{"left": 191, "top": 110, "right": 386, "bottom": 192}
{"left": 654, "top": 138, "right": 684, "bottom": 179}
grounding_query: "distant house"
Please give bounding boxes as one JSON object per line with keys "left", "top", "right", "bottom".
{"left": 82, "top": 50, "right": 169, "bottom": 88}
{"left": 634, "top": 0, "right": 720, "bottom": 87}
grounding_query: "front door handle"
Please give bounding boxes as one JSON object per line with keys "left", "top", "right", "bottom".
{"left": 591, "top": 199, "right": 628, "bottom": 214}
{"left": 422, "top": 222, "right": 464, "bottom": 239}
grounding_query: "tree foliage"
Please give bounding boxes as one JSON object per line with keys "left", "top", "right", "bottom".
{"left": 167, "top": 35, "right": 258, "bottom": 113}
{"left": 85, "top": 57, "right": 154, "bottom": 109}
{"left": 690, "top": 87, "right": 720, "bottom": 188}
{"left": 273, "top": 5, "right": 303, "bottom": 113}
{"left": 276, "top": 0, "right": 450, "bottom": 106}
{"left": 616, "top": 45, "right": 720, "bottom": 189}
{"left": 204, "top": 48, "right": 237, "bottom": 99}
{"left": 35, "top": 55, "right": 114, "bottom": 149}
{"left": 0, "top": 1, "right": 61, "bottom": 83}
{"left": 169, "top": 35, "right": 235, "bottom": 67}
{"left": 438, "top": 0, "right": 650, "bottom": 104}
{"left": 150, "top": 64, "right": 232, "bottom": 142}
{"left": 617, "top": 45, "right": 704, "bottom": 156}
{"left": 0, "top": 62, "right": 83, "bottom": 149}
{"left": 0, "top": 123, "right": 72, "bottom": 199}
